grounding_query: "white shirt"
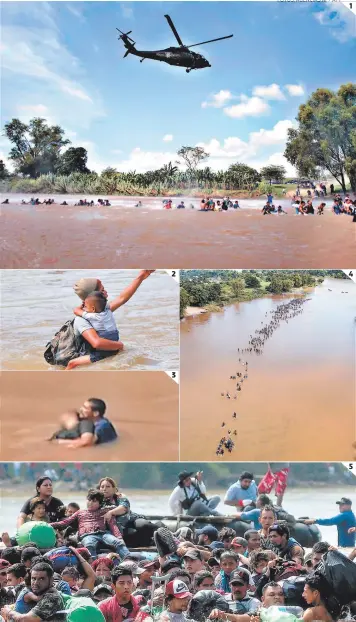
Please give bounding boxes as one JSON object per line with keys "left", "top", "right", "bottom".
{"left": 168, "top": 479, "right": 207, "bottom": 515}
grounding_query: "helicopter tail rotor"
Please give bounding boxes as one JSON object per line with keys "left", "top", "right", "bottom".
{"left": 116, "top": 28, "right": 136, "bottom": 45}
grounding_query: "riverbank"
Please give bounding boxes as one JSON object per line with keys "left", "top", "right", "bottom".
{"left": 1, "top": 204, "right": 354, "bottom": 269}
{"left": 180, "top": 278, "right": 356, "bottom": 461}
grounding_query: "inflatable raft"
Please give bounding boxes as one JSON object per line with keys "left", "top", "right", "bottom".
{"left": 143, "top": 512, "right": 322, "bottom": 549}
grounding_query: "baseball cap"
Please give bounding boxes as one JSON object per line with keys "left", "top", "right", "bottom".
{"left": 231, "top": 537, "right": 248, "bottom": 548}
{"left": 119, "top": 560, "right": 142, "bottom": 573}
{"left": 230, "top": 569, "right": 250, "bottom": 585}
{"left": 195, "top": 526, "right": 219, "bottom": 540}
{"left": 336, "top": 497, "right": 352, "bottom": 506}
{"left": 92, "top": 584, "right": 115, "bottom": 597}
{"left": 183, "top": 549, "right": 203, "bottom": 561}
{"left": 166, "top": 579, "right": 192, "bottom": 599}
{"left": 161, "top": 558, "right": 182, "bottom": 573}
{"left": 208, "top": 541, "right": 225, "bottom": 550}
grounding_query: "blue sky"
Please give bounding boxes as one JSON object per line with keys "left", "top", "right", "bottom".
{"left": 1, "top": 1, "right": 355, "bottom": 174}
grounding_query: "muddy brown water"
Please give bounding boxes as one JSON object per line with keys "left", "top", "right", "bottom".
{"left": 0, "top": 372, "right": 179, "bottom": 461}
{"left": 0, "top": 270, "right": 179, "bottom": 371}
{"left": 180, "top": 278, "right": 356, "bottom": 461}
{"left": 1, "top": 201, "right": 355, "bottom": 268}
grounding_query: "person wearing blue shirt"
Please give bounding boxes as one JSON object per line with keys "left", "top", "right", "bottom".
{"left": 304, "top": 497, "right": 355, "bottom": 547}
{"left": 234, "top": 494, "right": 272, "bottom": 529}
{"left": 224, "top": 472, "right": 258, "bottom": 509}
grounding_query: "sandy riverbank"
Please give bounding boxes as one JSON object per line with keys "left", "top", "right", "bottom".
{"left": 1, "top": 203, "right": 354, "bottom": 269}
{"left": 0, "top": 372, "right": 179, "bottom": 461}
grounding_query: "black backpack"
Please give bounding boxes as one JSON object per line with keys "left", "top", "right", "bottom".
{"left": 44, "top": 319, "right": 90, "bottom": 367}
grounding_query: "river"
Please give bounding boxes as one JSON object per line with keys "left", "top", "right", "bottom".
{"left": 0, "top": 269, "right": 179, "bottom": 370}
{"left": 180, "top": 278, "right": 356, "bottom": 461}
{"left": 1, "top": 200, "right": 354, "bottom": 269}
{"left": 1, "top": 485, "right": 354, "bottom": 548}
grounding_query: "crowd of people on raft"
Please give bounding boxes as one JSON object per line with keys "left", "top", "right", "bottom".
{"left": 0, "top": 469, "right": 355, "bottom": 622}
{"left": 216, "top": 299, "right": 311, "bottom": 457}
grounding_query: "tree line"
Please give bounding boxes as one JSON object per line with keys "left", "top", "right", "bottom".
{"left": 3, "top": 462, "right": 352, "bottom": 489}
{"left": 180, "top": 270, "right": 345, "bottom": 317}
{"left": 1, "top": 83, "right": 355, "bottom": 193}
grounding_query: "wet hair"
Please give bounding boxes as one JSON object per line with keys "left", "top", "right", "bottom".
{"left": 21, "top": 547, "right": 41, "bottom": 564}
{"left": 111, "top": 566, "right": 133, "bottom": 584}
{"left": 67, "top": 502, "right": 80, "bottom": 512}
{"left": 29, "top": 497, "right": 46, "bottom": 512}
{"left": 62, "top": 566, "right": 80, "bottom": 580}
{"left": 258, "top": 494, "right": 272, "bottom": 506}
{"left": 244, "top": 529, "right": 259, "bottom": 541}
{"left": 219, "top": 527, "right": 236, "bottom": 541}
{"left": 249, "top": 550, "right": 269, "bottom": 572}
{"left": 239, "top": 471, "right": 253, "bottom": 481}
{"left": 7, "top": 563, "right": 27, "bottom": 580}
{"left": 262, "top": 581, "right": 281, "bottom": 595}
{"left": 193, "top": 570, "right": 214, "bottom": 588}
{"left": 312, "top": 542, "right": 329, "bottom": 555}
{"left": 260, "top": 505, "right": 276, "bottom": 516}
{"left": 88, "top": 398, "right": 106, "bottom": 417}
{"left": 30, "top": 556, "right": 52, "bottom": 569}
{"left": 167, "top": 569, "right": 191, "bottom": 585}
{"left": 87, "top": 489, "right": 104, "bottom": 506}
{"left": 220, "top": 551, "right": 238, "bottom": 563}
{"left": 85, "top": 291, "right": 107, "bottom": 312}
{"left": 210, "top": 548, "right": 224, "bottom": 560}
{"left": 305, "top": 573, "right": 340, "bottom": 618}
{"left": 269, "top": 523, "right": 290, "bottom": 539}
{"left": 132, "top": 588, "right": 150, "bottom": 603}
{"left": 1, "top": 548, "right": 21, "bottom": 564}
{"left": 31, "top": 562, "right": 54, "bottom": 579}
{"left": 35, "top": 476, "right": 52, "bottom": 494}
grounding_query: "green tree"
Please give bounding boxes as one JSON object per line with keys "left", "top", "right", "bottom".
{"left": 244, "top": 274, "right": 260, "bottom": 289}
{"left": 4, "top": 117, "right": 70, "bottom": 178}
{"left": 260, "top": 165, "right": 286, "bottom": 185}
{"left": 227, "top": 163, "right": 261, "bottom": 190}
{"left": 56, "top": 147, "right": 90, "bottom": 175}
{"left": 230, "top": 278, "right": 245, "bottom": 297}
{"left": 177, "top": 146, "right": 209, "bottom": 174}
{"left": 284, "top": 84, "right": 356, "bottom": 192}
{"left": 180, "top": 287, "right": 191, "bottom": 318}
{"left": 0, "top": 159, "right": 9, "bottom": 179}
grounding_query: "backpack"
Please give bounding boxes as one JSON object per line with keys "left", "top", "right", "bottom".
{"left": 44, "top": 319, "right": 90, "bottom": 366}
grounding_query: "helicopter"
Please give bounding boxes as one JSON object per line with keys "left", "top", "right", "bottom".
{"left": 116, "top": 14, "right": 233, "bottom": 73}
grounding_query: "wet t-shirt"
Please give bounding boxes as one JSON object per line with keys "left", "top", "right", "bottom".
{"left": 20, "top": 496, "right": 65, "bottom": 523}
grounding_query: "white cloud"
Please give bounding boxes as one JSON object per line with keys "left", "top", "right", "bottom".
{"left": 1, "top": 24, "right": 105, "bottom": 129}
{"left": 66, "top": 4, "right": 86, "bottom": 21}
{"left": 202, "top": 90, "right": 234, "bottom": 109}
{"left": 313, "top": 4, "right": 356, "bottom": 43}
{"left": 121, "top": 3, "right": 134, "bottom": 19}
{"left": 114, "top": 147, "right": 178, "bottom": 173}
{"left": 224, "top": 96, "right": 270, "bottom": 119}
{"left": 285, "top": 84, "right": 305, "bottom": 97}
{"left": 249, "top": 120, "right": 295, "bottom": 148}
{"left": 252, "top": 84, "right": 285, "bottom": 101}
{"left": 18, "top": 104, "right": 49, "bottom": 115}
{"left": 163, "top": 134, "right": 173, "bottom": 142}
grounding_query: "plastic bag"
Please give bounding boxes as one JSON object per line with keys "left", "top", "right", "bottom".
{"left": 17, "top": 521, "right": 56, "bottom": 549}
{"left": 260, "top": 605, "right": 300, "bottom": 622}
{"left": 188, "top": 590, "right": 231, "bottom": 621}
{"left": 322, "top": 550, "right": 356, "bottom": 605}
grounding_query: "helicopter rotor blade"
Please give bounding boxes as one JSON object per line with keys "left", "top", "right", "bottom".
{"left": 164, "top": 14, "right": 184, "bottom": 46}
{"left": 187, "top": 34, "right": 233, "bottom": 48}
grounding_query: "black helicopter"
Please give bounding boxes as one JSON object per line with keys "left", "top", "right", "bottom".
{"left": 116, "top": 15, "right": 233, "bottom": 73}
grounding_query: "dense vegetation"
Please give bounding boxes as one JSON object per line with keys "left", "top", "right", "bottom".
{"left": 180, "top": 270, "right": 347, "bottom": 318}
{"left": 1, "top": 83, "right": 354, "bottom": 195}
{"left": 3, "top": 462, "right": 353, "bottom": 489}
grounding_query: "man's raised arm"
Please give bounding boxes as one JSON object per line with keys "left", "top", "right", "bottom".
{"left": 109, "top": 270, "right": 155, "bottom": 312}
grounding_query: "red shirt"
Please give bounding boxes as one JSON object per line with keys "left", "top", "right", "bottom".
{"left": 99, "top": 595, "right": 142, "bottom": 622}
{"left": 50, "top": 508, "right": 122, "bottom": 539}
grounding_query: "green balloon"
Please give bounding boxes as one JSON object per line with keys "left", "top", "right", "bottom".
{"left": 17, "top": 521, "right": 56, "bottom": 549}
{"left": 65, "top": 597, "right": 106, "bottom": 621}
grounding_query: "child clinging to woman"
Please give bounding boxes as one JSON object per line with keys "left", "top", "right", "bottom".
{"left": 66, "top": 291, "right": 123, "bottom": 370}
